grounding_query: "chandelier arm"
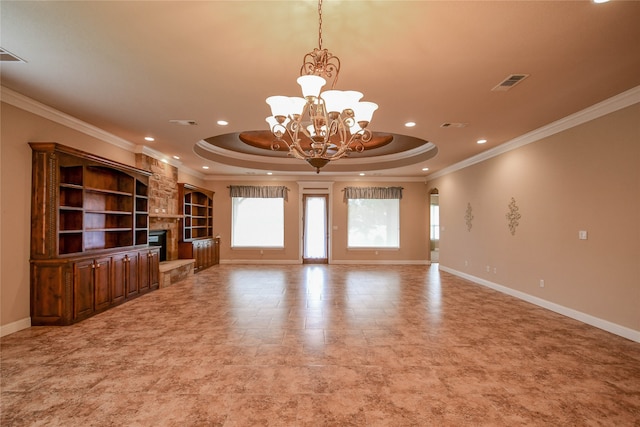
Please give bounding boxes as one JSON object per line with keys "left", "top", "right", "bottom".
{"left": 350, "top": 139, "right": 366, "bottom": 153}
{"left": 294, "top": 121, "right": 312, "bottom": 141}
{"left": 327, "top": 117, "right": 340, "bottom": 140}
{"left": 269, "top": 124, "right": 286, "bottom": 151}
{"left": 289, "top": 142, "right": 312, "bottom": 160}
{"left": 347, "top": 129, "right": 372, "bottom": 153}
{"left": 357, "top": 128, "right": 374, "bottom": 143}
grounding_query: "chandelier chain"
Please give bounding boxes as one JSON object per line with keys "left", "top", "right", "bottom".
{"left": 317, "top": 0, "right": 323, "bottom": 50}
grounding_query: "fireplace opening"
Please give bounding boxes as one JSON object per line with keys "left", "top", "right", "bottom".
{"left": 149, "top": 230, "right": 167, "bottom": 262}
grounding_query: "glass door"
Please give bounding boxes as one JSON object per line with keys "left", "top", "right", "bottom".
{"left": 303, "top": 195, "right": 328, "bottom": 264}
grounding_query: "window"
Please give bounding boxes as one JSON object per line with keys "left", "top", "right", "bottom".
{"left": 230, "top": 186, "right": 287, "bottom": 248}
{"left": 430, "top": 201, "right": 440, "bottom": 240}
{"left": 345, "top": 186, "right": 402, "bottom": 249}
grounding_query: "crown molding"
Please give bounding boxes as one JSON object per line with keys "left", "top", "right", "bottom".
{"left": 202, "top": 174, "right": 427, "bottom": 183}
{"left": 1, "top": 86, "right": 136, "bottom": 151}
{"left": 427, "top": 85, "right": 640, "bottom": 181}
{"left": 1, "top": 86, "right": 207, "bottom": 179}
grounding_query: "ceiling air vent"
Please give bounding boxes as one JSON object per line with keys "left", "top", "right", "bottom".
{"left": 440, "top": 122, "right": 468, "bottom": 128}
{"left": 492, "top": 74, "right": 529, "bottom": 92}
{"left": 169, "top": 120, "right": 198, "bottom": 126}
{"left": 0, "top": 47, "right": 26, "bottom": 62}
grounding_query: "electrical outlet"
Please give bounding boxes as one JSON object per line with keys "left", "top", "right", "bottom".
{"left": 540, "top": 279, "right": 545, "bottom": 288}
{"left": 493, "top": 267, "right": 497, "bottom": 274}
{"left": 464, "top": 260, "right": 468, "bottom": 267}
{"left": 486, "top": 265, "right": 490, "bottom": 273}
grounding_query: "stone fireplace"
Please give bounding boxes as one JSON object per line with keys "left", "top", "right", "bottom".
{"left": 136, "top": 153, "right": 181, "bottom": 261}
{"left": 149, "top": 230, "right": 167, "bottom": 262}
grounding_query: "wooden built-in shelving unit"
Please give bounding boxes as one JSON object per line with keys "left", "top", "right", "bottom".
{"left": 29, "top": 143, "right": 159, "bottom": 325}
{"left": 177, "top": 183, "right": 219, "bottom": 272}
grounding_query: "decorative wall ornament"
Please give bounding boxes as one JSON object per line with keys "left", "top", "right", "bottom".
{"left": 505, "top": 197, "right": 521, "bottom": 235}
{"left": 464, "top": 202, "right": 474, "bottom": 231}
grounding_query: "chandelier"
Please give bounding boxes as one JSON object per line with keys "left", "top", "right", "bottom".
{"left": 265, "top": 0, "right": 378, "bottom": 173}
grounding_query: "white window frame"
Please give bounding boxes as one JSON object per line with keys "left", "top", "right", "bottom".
{"left": 347, "top": 198, "right": 400, "bottom": 249}
{"left": 231, "top": 197, "right": 284, "bottom": 248}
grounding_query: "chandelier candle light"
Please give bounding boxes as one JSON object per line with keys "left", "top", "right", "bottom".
{"left": 266, "top": 0, "right": 378, "bottom": 173}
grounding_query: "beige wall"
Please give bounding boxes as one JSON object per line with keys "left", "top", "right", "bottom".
{"left": 3, "top": 96, "right": 637, "bottom": 336}
{"left": 1, "top": 103, "right": 136, "bottom": 329}
{"left": 331, "top": 181, "right": 429, "bottom": 263}
{"left": 427, "top": 103, "right": 640, "bottom": 332}
{"left": 207, "top": 180, "right": 303, "bottom": 263}
{"left": 201, "top": 180, "right": 429, "bottom": 264}
{"left": 0, "top": 101, "right": 431, "bottom": 331}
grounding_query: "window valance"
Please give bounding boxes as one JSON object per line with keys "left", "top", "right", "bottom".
{"left": 343, "top": 186, "right": 403, "bottom": 201}
{"left": 229, "top": 185, "right": 288, "bottom": 200}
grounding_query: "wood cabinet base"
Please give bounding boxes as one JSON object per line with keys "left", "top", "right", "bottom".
{"left": 178, "top": 237, "right": 219, "bottom": 273}
{"left": 30, "top": 247, "right": 160, "bottom": 326}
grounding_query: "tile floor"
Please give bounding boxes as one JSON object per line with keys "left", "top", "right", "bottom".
{"left": 1, "top": 264, "right": 639, "bottom": 426}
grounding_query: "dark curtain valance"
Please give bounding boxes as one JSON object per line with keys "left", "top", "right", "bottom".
{"left": 229, "top": 185, "right": 288, "bottom": 200}
{"left": 343, "top": 186, "right": 403, "bottom": 201}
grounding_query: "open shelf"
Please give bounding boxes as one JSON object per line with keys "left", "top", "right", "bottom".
{"left": 60, "top": 165, "right": 83, "bottom": 186}
{"left": 84, "top": 230, "right": 134, "bottom": 250}
{"left": 30, "top": 143, "right": 152, "bottom": 257}
{"left": 179, "top": 183, "right": 214, "bottom": 243}
{"left": 85, "top": 166, "right": 134, "bottom": 194}
{"left": 59, "top": 232, "right": 83, "bottom": 255}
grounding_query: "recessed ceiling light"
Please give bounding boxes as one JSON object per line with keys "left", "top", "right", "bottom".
{"left": 477, "top": 139, "right": 487, "bottom": 144}
{"left": 161, "top": 158, "right": 169, "bottom": 164}
{"left": 359, "top": 173, "right": 365, "bottom": 176}
{"left": 267, "top": 172, "right": 273, "bottom": 175}
{"left": 202, "top": 166, "right": 209, "bottom": 169}
{"left": 172, "top": 155, "right": 180, "bottom": 160}
{"left": 422, "top": 167, "right": 429, "bottom": 171}
{"left": 404, "top": 122, "right": 416, "bottom": 128}
{"left": 144, "top": 136, "right": 155, "bottom": 142}
{"left": 217, "top": 120, "right": 229, "bottom": 126}
{"left": 593, "top": 0, "right": 609, "bottom": 3}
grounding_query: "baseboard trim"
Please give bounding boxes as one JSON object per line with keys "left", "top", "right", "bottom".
{"left": 220, "top": 259, "right": 431, "bottom": 266}
{"left": 331, "top": 260, "right": 430, "bottom": 265}
{"left": 220, "top": 259, "right": 301, "bottom": 265}
{"left": 439, "top": 265, "right": 640, "bottom": 343}
{"left": 0, "top": 317, "right": 32, "bottom": 337}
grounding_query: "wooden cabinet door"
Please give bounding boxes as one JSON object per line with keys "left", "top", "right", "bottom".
{"left": 93, "top": 256, "right": 111, "bottom": 312}
{"left": 138, "top": 251, "right": 150, "bottom": 293}
{"left": 73, "top": 259, "right": 95, "bottom": 321}
{"left": 194, "top": 241, "right": 204, "bottom": 271}
{"left": 112, "top": 253, "right": 127, "bottom": 304}
{"left": 113, "top": 252, "right": 138, "bottom": 303}
{"left": 138, "top": 249, "right": 159, "bottom": 292}
{"left": 148, "top": 249, "right": 159, "bottom": 290}
{"left": 126, "top": 252, "right": 139, "bottom": 297}
{"left": 204, "top": 239, "right": 212, "bottom": 268}
{"left": 213, "top": 238, "right": 220, "bottom": 265}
